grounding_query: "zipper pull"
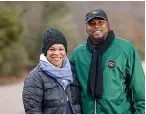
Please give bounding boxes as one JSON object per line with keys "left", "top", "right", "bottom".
{"left": 67, "top": 96, "right": 69, "bottom": 101}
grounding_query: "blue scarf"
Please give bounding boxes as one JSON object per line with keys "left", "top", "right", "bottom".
{"left": 39, "top": 54, "right": 73, "bottom": 89}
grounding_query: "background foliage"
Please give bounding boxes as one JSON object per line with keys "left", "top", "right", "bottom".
{"left": 0, "top": 1, "right": 144, "bottom": 77}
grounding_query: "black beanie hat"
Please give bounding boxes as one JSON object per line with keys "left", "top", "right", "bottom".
{"left": 41, "top": 28, "right": 67, "bottom": 56}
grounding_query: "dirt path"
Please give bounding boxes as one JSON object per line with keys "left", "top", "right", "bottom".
{"left": 0, "top": 62, "right": 145, "bottom": 114}
{"left": 0, "top": 82, "right": 25, "bottom": 114}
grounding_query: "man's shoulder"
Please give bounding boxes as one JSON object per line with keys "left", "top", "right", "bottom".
{"left": 113, "top": 36, "right": 135, "bottom": 54}
{"left": 73, "top": 42, "right": 87, "bottom": 52}
{"left": 114, "top": 36, "right": 133, "bottom": 48}
{"left": 114, "top": 36, "right": 131, "bottom": 44}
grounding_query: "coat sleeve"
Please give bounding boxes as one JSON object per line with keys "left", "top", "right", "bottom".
{"left": 22, "top": 72, "right": 43, "bottom": 114}
{"left": 126, "top": 42, "right": 145, "bottom": 114}
{"left": 70, "top": 62, "right": 83, "bottom": 114}
{"left": 69, "top": 49, "right": 75, "bottom": 65}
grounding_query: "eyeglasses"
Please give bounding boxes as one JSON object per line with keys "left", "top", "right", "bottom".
{"left": 88, "top": 20, "right": 107, "bottom": 26}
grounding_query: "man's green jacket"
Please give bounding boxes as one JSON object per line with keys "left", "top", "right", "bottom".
{"left": 70, "top": 37, "right": 145, "bottom": 114}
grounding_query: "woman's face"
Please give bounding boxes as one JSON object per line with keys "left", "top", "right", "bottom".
{"left": 46, "top": 44, "right": 66, "bottom": 68}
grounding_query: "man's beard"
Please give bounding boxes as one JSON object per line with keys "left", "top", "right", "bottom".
{"left": 90, "top": 36, "right": 105, "bottom": 45}
{"left": 90, "top": 32, "right": 109, "bottom": 44}
{"left": 92, "top": 37, "right": 104, "bottom": 42}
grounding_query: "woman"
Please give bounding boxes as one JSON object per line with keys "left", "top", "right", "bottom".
{"left": 22, "top": 28, "right": 82, "bottom": 114}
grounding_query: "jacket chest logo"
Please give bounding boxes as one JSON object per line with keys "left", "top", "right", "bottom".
{"left": 108, "top": 60, "right": 115, "bottom": 68}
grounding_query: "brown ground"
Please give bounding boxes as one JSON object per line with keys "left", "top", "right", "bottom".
{"left": 0, "top": 70, "right": 30, "bottom": 86}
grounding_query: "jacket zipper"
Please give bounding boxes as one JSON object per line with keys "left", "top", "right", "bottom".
{"left": 57, "top": 82, "right": 69, "bottom": 113}
{"left": 63, "top": 85, "right": 69, "bottom": 114}
{"left": 65, "top": 85, "right": 74, "bottom": 114}
{"left": 56, "top": 80, "right": 68, "bottom": 102}
{"left": 94, "top": 99, "right": 97, "bottom": 114}
{"left": 64, "top": 85, "right": 69, "bottom": 101}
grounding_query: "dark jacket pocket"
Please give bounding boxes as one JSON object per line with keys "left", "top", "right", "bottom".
{"left": 43, "top": 82, "right": 59, "bottom": 101}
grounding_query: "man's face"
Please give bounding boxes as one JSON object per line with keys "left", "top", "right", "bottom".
{"left": 86, "top": 18, "right": 109, "bottom": 40}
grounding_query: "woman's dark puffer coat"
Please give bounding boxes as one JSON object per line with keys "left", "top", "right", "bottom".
{"left": 22, "top": 63, "right": 82, "bottom": 114}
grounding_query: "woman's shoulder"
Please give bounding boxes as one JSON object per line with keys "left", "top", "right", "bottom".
{"left": 26, "top": 63, "right": 58, "bottom": 84}
{"left": 25, "top": 64, "right": 44, "bottom": 81}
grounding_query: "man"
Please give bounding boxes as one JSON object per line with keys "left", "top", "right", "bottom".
{"left": 70, "top": 8, "right": 145, "bottom": 114}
